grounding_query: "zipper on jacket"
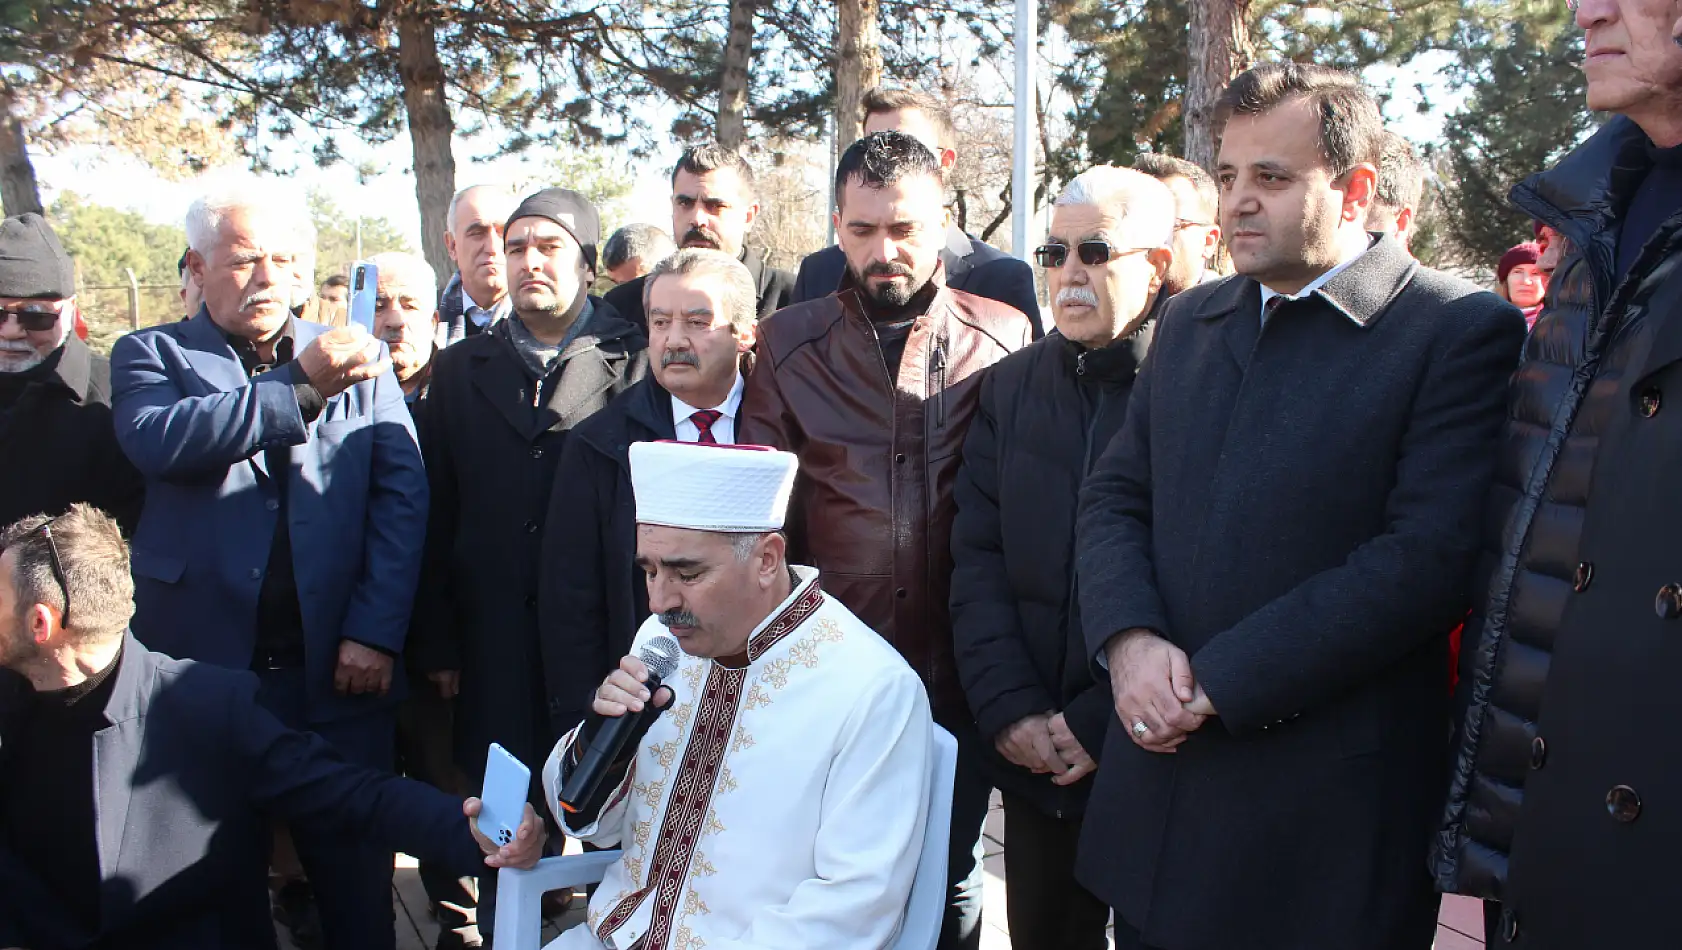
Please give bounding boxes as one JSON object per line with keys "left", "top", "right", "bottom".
{"left": 930, "top": 337, "right": 948, "bottom": 427}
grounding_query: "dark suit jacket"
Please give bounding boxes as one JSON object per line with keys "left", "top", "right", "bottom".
{"left": 790, "top": 226, "right": 1043, "bottom": 337}
{"left": 536, "top": 375, "right": 676, "bottom": 735}
{"left": 1073, "top": 235, "right": 1525, "bottom": 950}
{"left": 0, "top": 635, "right": 483, "bottom": 950}
{"left": 109, "top": 313, "right": 427, "bottom": 724}
{"left": 604, "top": 245, "right": 794, "bottom": 331}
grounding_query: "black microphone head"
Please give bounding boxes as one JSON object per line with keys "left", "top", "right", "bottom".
{"left": 639, "top": 636, "right": 682, "bottom": 681}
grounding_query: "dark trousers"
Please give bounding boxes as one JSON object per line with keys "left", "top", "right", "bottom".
{"left": 396, "top": 672, "right": 478, "bottom": 944}
{"left": 938, "top": 717, "right": 993, "bottom": 950}
{"left": 256, "top": 668, "right": 398, "bottom": 950}
{"left": 999, "top": 791, "right": 1110, "bottom": 950}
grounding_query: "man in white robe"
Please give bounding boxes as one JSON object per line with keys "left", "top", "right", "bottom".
{"left": 542, "top": 440, "right": 934, "bottom": 950}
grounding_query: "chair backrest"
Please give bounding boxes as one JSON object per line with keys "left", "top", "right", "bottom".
{"left": 892, "top": 723, "right": 958, "bottom": 950}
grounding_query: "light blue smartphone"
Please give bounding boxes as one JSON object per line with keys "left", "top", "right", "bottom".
{"left": 479, "top": 742, "right": 532, "bottom": 848}
{"left": 348, "top": 261, "right": 379, "bottom": 332}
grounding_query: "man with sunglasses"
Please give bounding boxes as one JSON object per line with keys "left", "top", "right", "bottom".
{"left": 951, "top": 166, "right": 1177, "bottom": 950}
{"left": 739, "top": 130, "right": 1031, "bottom": 950}
{"left": 1074, "top": 64, "right": 1523, "bottom": 950}
{"left": 0, "top": 213, "right": 143, "bottom": 535}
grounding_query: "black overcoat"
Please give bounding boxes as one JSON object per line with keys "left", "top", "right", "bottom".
{"left": 1074, "top": 234, "right": 1525, "bottom": 950}
{"left": 411, "top": 302, "right": 647, "bottom": 780}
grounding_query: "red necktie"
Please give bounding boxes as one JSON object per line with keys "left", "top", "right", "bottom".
{"left": 690, "top": 409, "right": 723, "bottom": 444}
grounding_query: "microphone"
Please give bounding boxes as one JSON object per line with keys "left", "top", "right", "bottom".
{"left": 559, "top": 636, "right": 682, "bottom": 814}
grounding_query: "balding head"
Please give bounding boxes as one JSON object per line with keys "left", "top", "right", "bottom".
{"left": 1044, "top": 167, "right": 1177, "bottom": 347}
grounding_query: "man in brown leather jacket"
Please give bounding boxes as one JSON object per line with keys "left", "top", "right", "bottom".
{"left": 738, "top": 131, "right": 1033, "bottom": 950}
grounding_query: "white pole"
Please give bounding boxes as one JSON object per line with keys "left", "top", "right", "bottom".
{"left": 1010, "top": 0, "right": 1036, "bottom": 261}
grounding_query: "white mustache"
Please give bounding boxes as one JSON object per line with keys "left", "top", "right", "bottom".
{"left": 1057, "top": 287, "right": 1100, "bottom": 308}
{"left": 242, "top": 290, "right": 283, "bottom": 310}
{"left": 0, "top": 341, "right": 35, "bottom": 352}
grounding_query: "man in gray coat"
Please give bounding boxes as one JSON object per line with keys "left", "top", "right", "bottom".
{"left": 1074, "top": 63, "right": 1524, "bottom": 950}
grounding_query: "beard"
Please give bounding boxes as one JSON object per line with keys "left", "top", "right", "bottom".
{"left": 854, "top": 260, "right": 925, "bottom": 309}
{"left": 0, "top": 341, "right": 48, "bottom": 374}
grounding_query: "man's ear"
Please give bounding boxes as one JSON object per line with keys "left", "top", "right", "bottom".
{"left": 187, "top": 248, "right": 209, "bottom": 289}
{"left": 1145, "top": 247, "right": 1173, "bottom": 295}
{"left": 1393, "top": 206, "right": 1416, "bottom": 247}
{"left": 26, "top": 602, "right": 54, "bottom": 645}
{"left": 735, "top": 321, "right": 758, "bottom": 353}
{"left": 758, "top": 532, "right": 787, "bottom": 584}
{"left": 939, "top": 148, "right": 958, "bottom": 172}
{"left": 1338, "top": 164, "right": 1379, "bottom": 223}
{"left": 443, "top": 230, "right": 458, "bottom": 261}
{"left": 743, "top": 200, "right": 761, "bottom": 231}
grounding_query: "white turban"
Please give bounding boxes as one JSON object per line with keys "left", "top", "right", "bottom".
{"left": 629, "top": 441, "right": 798, "bottom": 533}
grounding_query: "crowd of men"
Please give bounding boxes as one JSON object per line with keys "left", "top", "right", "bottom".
{"left": 2, "top": 3, "right": 1681, "bottom": 948}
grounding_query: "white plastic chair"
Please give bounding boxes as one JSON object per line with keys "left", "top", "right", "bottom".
{"left": 494, "top": 723, "right": 959, "bottom": 950}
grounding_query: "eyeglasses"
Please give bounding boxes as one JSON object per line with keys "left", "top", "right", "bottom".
{"left": 0, "top": 303, "right": 62, "bottom": 332}
{"left": 35, "top": 518, "right": 70, "bottom": 629}
{"left": 1175, "top": 219, "right": 1215, "bottom": 231}
{"left": 1033, "top": 241, "right": 1155, "bottom": 269}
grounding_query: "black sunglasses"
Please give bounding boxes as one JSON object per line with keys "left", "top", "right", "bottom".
{"left": 0, "top": 303, "right": 62, "bottom": 332}
{"left": 36, "top": 518, "right": 71, "bottom": 628}
{"left": 1034, "top": 241, "right": 1153, "bottom": 269}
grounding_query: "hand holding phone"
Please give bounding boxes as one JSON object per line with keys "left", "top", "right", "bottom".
{"left": 348, "top": 261, "right": 379, "bottom": 333}
{"left": 477, "top": 743, "right": 532, "bottom": 850}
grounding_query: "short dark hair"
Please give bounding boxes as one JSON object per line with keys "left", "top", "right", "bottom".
{"left": 0, "top": 504, "right": 134, "bottom": 644}
{"left": 834, "top": 131, "right": 944, "bottom": 207}
{"left": 1131, "top": 153, "right": 1218, "bottom": 223}
{"left": 671, "top": 144, "right": 757, "bottom": 196}
{"left": 1214, "top": 63, "right": 1384, "bottom": 177}
{"left": 320, "top": 274, "right": 349, "bottom": 290}
{"left": 1373, "top": 132, "right": 1425, "bottom": 216}
{"left": 603, "top": 224, "right": 676, "bottom": 273}
{"left": 861, "top": 87, "right": 956, "bottom": 147}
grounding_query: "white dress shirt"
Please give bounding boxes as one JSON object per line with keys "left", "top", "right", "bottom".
{"left": 671, "top": 372, "right": 745, "bottom": 444}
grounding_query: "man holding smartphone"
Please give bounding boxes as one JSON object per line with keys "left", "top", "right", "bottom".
{"left": 110, "top": 181, "right": 428, "bottom": 950}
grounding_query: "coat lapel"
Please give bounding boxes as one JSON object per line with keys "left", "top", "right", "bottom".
{"left": 941, "top": 225, "right": 975, "bottom": 287}
{"left": 92, "top": 635, "right": 151, "bottom": 924}
{"left": 179, "top": 310, "right": 251, "bottom": 395}
{"left": 1193, "top": 277, "right": 1262, "bottom": 372}
{"left": 1629, "top": 239, "right": 1682, "bottom": 385}
{"left": 469, "top": 339, "right": 544, "bottom": 441}
{"left": 544, "top": 334, "right": 619, "bottom": 429}
{"left": 1312, "top": 235, "right": 1418, "bottom": 329}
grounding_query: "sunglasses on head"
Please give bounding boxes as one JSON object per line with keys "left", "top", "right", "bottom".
{"left": 1034, "top": 241, "right": 1153, "bottom": 269}
{"left": 0, "top": 303, "right": 62, "bottom": 332}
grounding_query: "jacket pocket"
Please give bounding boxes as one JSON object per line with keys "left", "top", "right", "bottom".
{"left": 131, "top": 547, "right": 186, "bottom": 584}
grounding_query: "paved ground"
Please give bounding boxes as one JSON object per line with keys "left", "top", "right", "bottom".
{"left": 279, "top": 790, "right": 1487, "bottom": 949}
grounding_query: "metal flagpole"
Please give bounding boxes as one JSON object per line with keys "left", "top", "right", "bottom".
{"left": 1010, "top": 0, "right": 1036, "bottom": 261}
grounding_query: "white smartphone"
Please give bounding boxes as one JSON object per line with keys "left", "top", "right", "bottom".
{"left": 479, "top": 742, "right": 532, "bottom": 849}
{"left": 347, "top": 261, "right": 379, "bottom": 333}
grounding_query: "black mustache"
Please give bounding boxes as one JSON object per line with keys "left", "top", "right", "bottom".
{"left": 865, "top": 262, "right": 914, "bottom": 278}
{"left": 659, "top": 609, "right": 700, "bottom": 628}
{"left": 682, "top": 227, "right": 722, "bottom": 248}
{"left": 661, "top": 350, "right": 699, "bottom": 368}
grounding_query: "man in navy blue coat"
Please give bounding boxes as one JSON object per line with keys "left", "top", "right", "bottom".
{"left": 109, "top": 183, "right": 429, "bottom": 950}
{"left": 1073, "top": 65, "right": 1525, "bottom": 950}
{"left": 788, "top": 87, "right": 1043, "bottom": 337}
{"left": 0, "top": 506, "right": 543, "bottom": 950}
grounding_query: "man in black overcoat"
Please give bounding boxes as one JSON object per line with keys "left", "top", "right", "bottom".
{"left": 1073, "top": 63, "right": 1525, "bottom": 950}
{"left": 1434, "top": 3, "right": 1682, "bottom": 946}
{"left": 410, "top": 187, "right": 647, "bottom": 939}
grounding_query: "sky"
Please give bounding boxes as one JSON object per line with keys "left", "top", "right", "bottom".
{"left": 32, "top": 46, "right": 1467, "bottom": 255}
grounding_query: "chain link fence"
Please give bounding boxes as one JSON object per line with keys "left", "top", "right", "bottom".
{"left": 77, "top": 281, "right": 186, "bottom": 355}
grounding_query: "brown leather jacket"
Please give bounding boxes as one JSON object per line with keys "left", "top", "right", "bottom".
{"left": 738, "top": 270, "right": 1033, "bottom": 719}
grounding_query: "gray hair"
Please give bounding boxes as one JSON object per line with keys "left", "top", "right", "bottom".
{"left": 1373, "top": 132, "right": 1426, "bottom": 217}
{"left": 446, "top": 184, "right": 516, "bottom": 234}
{"left": 1054, "top": 166, "right": 1177, "bottom": 247}
{"left": 367, "top": 251, "right": 439, "bottom": 312}
{"left": 184, "top": 180, "right": 315, "bottom": 256}
{"left": 642, "top": 248, "right": 758, "bottom": 335}
{"left": 730, "top": 531, "right": 786, "bottom": 562}
{"left": 603, "top": 224, "right": 677, "bottom": 273}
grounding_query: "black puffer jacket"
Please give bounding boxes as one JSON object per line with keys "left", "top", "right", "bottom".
{"left": 950, "top": 324, "right": 1145, "bottom": 816}
{"left": 1434, "top": 116, "right": 1679, "bottom": 900}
